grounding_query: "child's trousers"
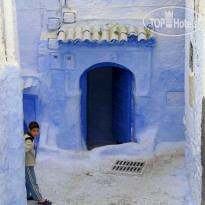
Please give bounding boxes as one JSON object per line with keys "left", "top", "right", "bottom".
{"left": 25, "top": 166, "right": 42, "bottom": 201}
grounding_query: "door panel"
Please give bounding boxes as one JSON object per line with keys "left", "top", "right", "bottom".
{"left": 112, "top": 68, "right": 133, "bottom": 143}
{"left": 80, "top": 72, "right": 87, "bottom": 144}
{"left": 23, "top": 95, "right": 36, "bottom": 125}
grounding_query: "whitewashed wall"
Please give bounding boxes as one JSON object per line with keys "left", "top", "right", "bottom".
{"left": 0, "top": 68, "right": 25, "bottom": 205}
{"left": 0, "top": 0, "right": 26, "bottom": 205}
{"left": 0, "top": 68, "right": 9, "bottom": 205}
{"left": 185, "top": 0, "right": 205, "bottom": 204}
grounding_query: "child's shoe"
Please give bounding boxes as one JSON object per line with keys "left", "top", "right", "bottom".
{"left": 38, "top": 199, "right": 52, "bottom": 204}
{"left": 27, "top": 196, "right": 33, "bottom": 200}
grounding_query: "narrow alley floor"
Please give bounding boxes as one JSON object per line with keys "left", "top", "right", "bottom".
{"left": 28, "top": 142, "right": 192, "bottom": 205}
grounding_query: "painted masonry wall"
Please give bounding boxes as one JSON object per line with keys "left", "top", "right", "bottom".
{"left": 0, "top": 0, "right": 26, "bottom": 205}
{"left": 16, "top": 0, "right": 186, "bottom": 150}
{"left": 185, "top": 0, "right": 205, "bottom": 204}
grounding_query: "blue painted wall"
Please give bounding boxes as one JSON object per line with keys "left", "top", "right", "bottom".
{"left": 35, "top": 39, "right": 185, "bottom": 150}
{"left": 16, "top": 0, "right": 185, "bottom": 151}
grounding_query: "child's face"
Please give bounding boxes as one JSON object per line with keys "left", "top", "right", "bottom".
{"left": 29, "top": 128, "right": 39, "bottom": 138}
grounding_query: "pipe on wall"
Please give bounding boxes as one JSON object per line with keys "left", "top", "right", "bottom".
{"left": 2, "top": 0, "right": 17, "bottom": 64}
{"left": 0, "top": 0, "right": 6, "bottom": 65}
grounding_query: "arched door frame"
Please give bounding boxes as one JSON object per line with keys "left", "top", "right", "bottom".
{"left": 80, "top": 62, "right": 135, "bottom": 146}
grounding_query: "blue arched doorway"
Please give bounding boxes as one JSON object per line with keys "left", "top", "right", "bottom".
{"left": 80, "top": 63, "right": 135, "bottom": 150}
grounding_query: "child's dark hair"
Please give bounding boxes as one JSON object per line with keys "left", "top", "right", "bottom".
{"left": 29, "top": 121, "right": 39, "bottom": 130}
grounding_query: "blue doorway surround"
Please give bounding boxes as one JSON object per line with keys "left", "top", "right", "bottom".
{"left": 80, "top": 62, "right": 135, "bottom": 148}
{"left": 23, "top": 94, "right": 37, "bottom": 126}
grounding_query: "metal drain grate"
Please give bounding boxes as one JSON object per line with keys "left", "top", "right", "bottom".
{"left": 111, "top": 160, "right": 146, "bottom": 174}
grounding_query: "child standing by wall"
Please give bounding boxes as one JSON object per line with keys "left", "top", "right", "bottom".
{"left": 25, "top": 121, "right": 52, "bottom": 204}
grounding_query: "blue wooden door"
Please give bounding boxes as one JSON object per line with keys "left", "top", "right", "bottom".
{"left": 23, "top": 95, "right": 37, "bottom": 126}
{"left": 112, "top": 68, "right": 133, "bottom": 143}
{"left": 80, "top": 72, "right": 87, "bottom": 144}
{"left": 80, "top": 67, "right": 133, "bottom": 145}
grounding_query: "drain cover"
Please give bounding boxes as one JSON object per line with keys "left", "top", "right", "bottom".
{"left": 111, "top": 160, "right": 146, "bottom": 174}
